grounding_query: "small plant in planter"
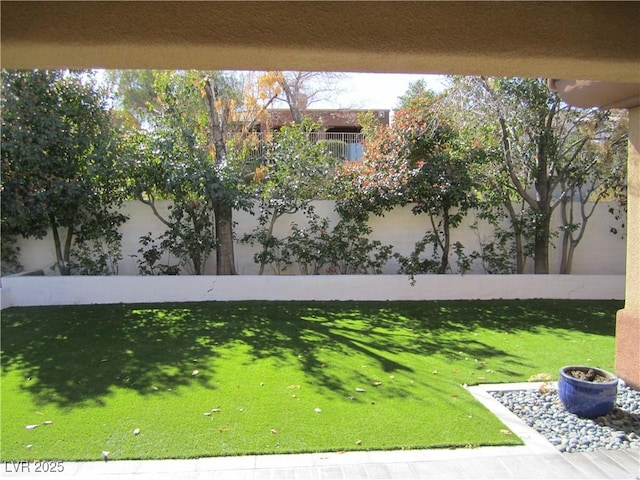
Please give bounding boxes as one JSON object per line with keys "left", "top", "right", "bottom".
{"left": 558, "top": 365, "right": 619, "bottom": 418}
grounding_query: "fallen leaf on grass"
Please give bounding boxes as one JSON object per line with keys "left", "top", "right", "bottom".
{"left": 270, "top": 429, "right": 278, "bottom": 434}
{"left": 191, "top": 370, "right": 200, "bottom": 376}
{"left": 355, "top": 440, "right": 362, "bottom": 445}
{"left": 355, "top": 388, "right": 366, "bottom": 393}
{"left": 500, "top": 429, "right": 512, "bottom": 435}
{"left": 133, "top": 428, "right": 140, "bottom": 435}
{"left": 25, "top": 425, "right": 39, "bottom": 430}
{"left": 373, "top": 381, "right": 382, "bottom": 386}
{"left": 314, "top": 408, "right": 322, "bottom": 413}
{"left": 42, "top": 421, "right": 53, "bottom": 425}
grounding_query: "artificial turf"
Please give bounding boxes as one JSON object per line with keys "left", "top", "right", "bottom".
{"left": 0, "top": 299, "right": 620, "bottom": 461}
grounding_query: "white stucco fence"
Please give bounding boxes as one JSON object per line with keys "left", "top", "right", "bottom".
{"left": 12, "top": 200, "right": 627, "bottom": 277}
{"left": 0, "top": 274, "right": 624, "bottom": 309}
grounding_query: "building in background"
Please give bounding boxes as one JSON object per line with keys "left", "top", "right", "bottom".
{"left": 257, "top": 108, "right": 389, "bottom": 161}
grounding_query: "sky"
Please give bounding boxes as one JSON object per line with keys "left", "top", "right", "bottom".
{"left": 313, "top": 72, "right": 448, "bottom": 111}
{"left": 96, "top": 70, "right": 448, "bottom": 113}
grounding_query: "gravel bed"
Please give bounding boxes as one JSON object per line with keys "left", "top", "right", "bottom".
{"left": 490, "top": 382, "right": 640, "bottom": 453}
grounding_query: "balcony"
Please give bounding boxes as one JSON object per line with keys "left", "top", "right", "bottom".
{"left": 237, "top": 131, "right": 366, "bottom": 162}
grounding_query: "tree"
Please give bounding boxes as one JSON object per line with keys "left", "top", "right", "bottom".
{"left": 255, "top": 71, "right": 344, "bottom": 122}
{"left": 242, "top": 118, "right": 337, "bottom": 274}
{"left": 112, "top": 70, "right": 280, "bottom": 275}
{"left": 201, "top": 72, "right": 249, "bottom": 275}
{"left": 336, "top": 86, "right": 476, "bottom": 275}
{"left": 446, "top": 76, "right": 627, "bottom": 273}
{"left": 556, "top": 110, "right": 627, "bottom": 273}
{"left": 1, "top": 70, "right": 127, "bottom": 275}
{"left": 443, "top": 79, "right": 533, "bottom": 273}
{"left": 123, "top": 82, "right": 217, "bottom": 275}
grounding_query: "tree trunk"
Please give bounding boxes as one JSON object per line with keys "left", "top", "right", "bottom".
{"left": 533, "top": 119, "right": 552, "bottom": 274}
{"left": 533, "top": 211, "right": 551, "bottom": 274}
{"left": 213, "top": 200, "right": 237, "bottom": 275}
{"left": 559, "top": 195, "right": 572, "bottom": 274}
{"left": 204, "top": 75, "right": 238, "bottom": 275}
{"left": 258, "top": 210, "right": 280, "bottom": 275}
{"left": 566, "top": 241, "right": 578, "bottom": 274}
{"left": 559, "top": 233, "right": 571, "bottom": 274}
{"left": 185, "top": 202, "right": 204, "bottom": 275}
{"left": 50, "top": 216, "right": 72, "bottom": 275}
{"left": 504, "top": 200, "right": 526, "bottom": 273}
{"left": 438, "top": 209, "right": 450, "bottom": 274}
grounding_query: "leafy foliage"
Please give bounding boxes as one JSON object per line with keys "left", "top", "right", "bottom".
{"left": 246, "top": 207, "right": 394, "bottom": 275}
{"left": 134, "top": 232, "right": 182, "bottom": 275}
{"left": 445, "top": 76, "right": 627, "bottom": 274}
{"left": 1, "top": 235, "right": 22, "bottom": 275}
{"left": 1, "top": 70, "right": 128, "bottom": 275}
{"left": 336, "top": 85, "right": 476, "bottom": 275}
{"left": 324, "top": 218, "right": 394, "bottom": 274}
{"left": 240, "top": 119, "right": 337, "bottom": 274}
{"left": 118, "top": 72, "right": 233, "bottom": 275}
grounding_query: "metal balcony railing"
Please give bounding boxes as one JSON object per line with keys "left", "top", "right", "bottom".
{"left": 235, "top": 131, "right": 365, "bottom": 162}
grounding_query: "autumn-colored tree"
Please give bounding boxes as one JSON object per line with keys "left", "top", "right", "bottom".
{"left": 112, "top": 70, "right": 281, "bottom": 275}
{"left": 336, "top": 85, "right": 476, "bottom": 275}
{"left": 256, "top": 71, "right": 344, "bottom": 122}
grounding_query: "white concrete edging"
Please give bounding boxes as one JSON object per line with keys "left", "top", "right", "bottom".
{"left": 467, "top": 383, "right": 559, "bottom": 454}
{"left": 0, "top": 274, "right": 625, "bottom": 309}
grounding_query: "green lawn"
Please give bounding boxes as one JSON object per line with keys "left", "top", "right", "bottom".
{"left": 0, "top": 299, "right": 620, "bottom": 461}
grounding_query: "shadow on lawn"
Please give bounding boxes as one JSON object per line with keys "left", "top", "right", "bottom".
{"left": 0, "top": 299, "right": 619, "bottom": 407}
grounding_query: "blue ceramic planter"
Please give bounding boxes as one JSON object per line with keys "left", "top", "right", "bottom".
{"left": 558, "top": 365, "right": 618, "bottom": 418}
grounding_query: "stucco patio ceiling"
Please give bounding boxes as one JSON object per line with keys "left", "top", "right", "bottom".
{"left": 1, "top": 1, "right": 638, "bottom": 85}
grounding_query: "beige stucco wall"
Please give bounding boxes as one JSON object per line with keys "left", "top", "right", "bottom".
{"left": 12, "top": 200, "right": 627, "bottom": 277}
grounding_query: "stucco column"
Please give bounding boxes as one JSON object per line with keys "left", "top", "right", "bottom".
{"left": 615, "top": 106, "right": 640, "bottom": 389}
